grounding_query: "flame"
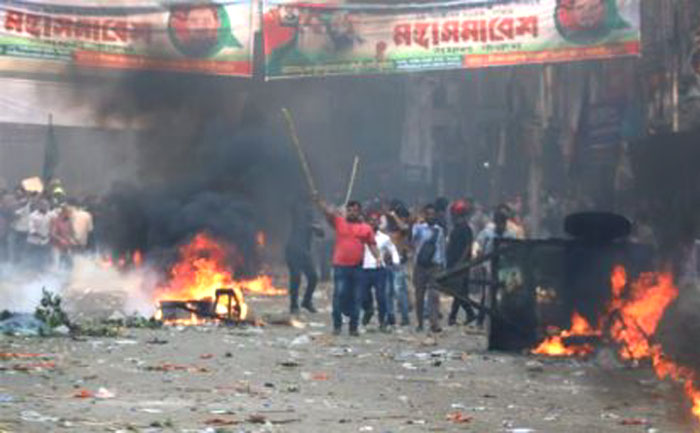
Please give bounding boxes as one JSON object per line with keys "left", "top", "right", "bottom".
{"left": 607, "top": 269, "right": 677, "bottom": 361}
{"left": 605, "top": 267, "right": 700, "bottom": 421}
{"left": 533, "top": 264, "right": 700, "bottom": 421}
{"left": 154, "top": 233, "right": 286, "bottom": 324}
{"left": 532, "top": 311, "right": 600, "bottom": 357}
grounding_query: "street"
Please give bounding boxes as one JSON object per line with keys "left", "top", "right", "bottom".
{"left": 0, "top": 288, "right": 694, "bottom": 433}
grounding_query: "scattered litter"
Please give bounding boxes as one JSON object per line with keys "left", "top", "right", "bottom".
{"left": 359, "top": 426, "right": 374, "bottom": 432}
{"left": 114, "top": 339, "right": 138, "bottom": 346}
{"left": 20, "top": 410, "right": 59, "bottom": 423}
{"left": 145, "top": 363, "right": 210, "bottom": 373}
{"left": 401, "top": 362, "right": 418, "bottom": 370}
{"left": 73, "top": 389, "right": 93, "bottom": 399}
{"left": 95, "top": 387, "right": 116, "bottom": 399}
{"left": 525, "top": 360, "right": 544, "bottom": 373}
{"left": 209, "top": 409, "right": 233, "bottom": 415}
{"left": 146, "top": 338, "right": 169, "bottom": 345}
{"left": 309, "top": 322, "right": 326, "bottom": 328}
{"left": 420, "top": 337, "right": 437, "bottom": 347}
{"left": 0, "top": 353, "right": 51, "bottom": 360}
{"left": 200, "top": 354, "right": 214, "bottom": 360}
{"left": 290, "top": 335, "right": 312, "bottom": 346}
{"left": 0, "top": 393, "right": 14, "bottom": 402}
{"left": 3, "top": 361, "right": 56, "bottom": 372}
{"left": 247, "top": 414, "right": 268, "bottom": 424}
{"left": 446, "top": 411, "right": 472, "bottom": 424}
{"left": 507, "top": 429, "right": 535, "bottom": 433}
{"left": 0, "top": 314, "right": 49, "bottom": 337}
{"left": 140, "top": 408, "right": 163, "bottom": 414}
{"left": 279, "top": 360, "right": 301, "bottom": 368}
{"left": 407, "top": 419, "right": 426, "bottom": 425}
{"left": 329, "top": 347, "right": 353, "bottom": 357}
{"left": 205, "top": 418, "right": 239, "bottom": 426}
{"left": 543, "top": 413, "right": 560, "bottom": 421}
{"left": 52, "top": 325, "right": 70, "bottom": 336}
{"left": 620, "top": 418, "right": 649, "bottom": 426}
{"left": 311, "top": 372, "right": 330, "bottom": 381}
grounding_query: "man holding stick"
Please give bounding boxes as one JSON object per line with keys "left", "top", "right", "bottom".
{"left": 281, "top": 108, "right": 381, "bottom": 335}
{"left": 314, "top": 196, "right": 383, "bottom": 336}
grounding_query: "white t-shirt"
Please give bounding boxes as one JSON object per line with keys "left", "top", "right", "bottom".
{"left": 27, "top": 211, "right": 52, "bottom": 246}
{"left": 363, "top": 230, "right": 400, "bottom": 269}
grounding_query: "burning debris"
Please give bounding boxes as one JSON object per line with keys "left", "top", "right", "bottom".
{"left": 531, "top": 311, "right": 600, "bottom": 357}
{"left": 532, "top": 266, "right": 700, "bottom": 420}
{"left": 154, "top": 232, "right": 285, "bottom": 325}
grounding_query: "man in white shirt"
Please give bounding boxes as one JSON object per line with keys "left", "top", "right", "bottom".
{"left": 26, "top": 199, "right": 52, "bottom": 269}
{"left": 360, "top": 212, "right": 399, "bottom": 332}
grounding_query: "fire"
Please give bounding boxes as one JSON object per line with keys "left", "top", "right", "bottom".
{"left": 154, "top": 233, "right": 285, "bottom": 324}
{"left": 532, "top": 311, "right": 600, "bottom": 357}
{"left": 533, "top": 264, "right": 700, "bottom": 421}
{"left": 605, "top": 267, "right": 700, "bottom": 421}
{"left": 607, "top": 267, "right": 677, "bottom": 360}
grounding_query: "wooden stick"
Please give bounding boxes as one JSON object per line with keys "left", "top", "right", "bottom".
{"left": 282, "top": 108, "right": 318, "bottom": 196}
{"left": 343, "top": 155, "right": 360, "bottom": 206}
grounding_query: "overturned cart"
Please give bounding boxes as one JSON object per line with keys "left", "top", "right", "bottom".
{"left": 436, "top": 212, "right": 655, "bottom": 351}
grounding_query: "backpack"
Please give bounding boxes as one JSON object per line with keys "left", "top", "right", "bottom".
{"left": 416, "top": 227, "right": 438, "bottom": 268}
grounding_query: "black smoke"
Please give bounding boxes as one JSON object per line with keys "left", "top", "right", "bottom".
{"left": 80, "top": 71, "right": 303, "bottom": 276}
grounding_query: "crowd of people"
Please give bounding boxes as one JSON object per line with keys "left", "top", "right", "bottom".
{"left": 286, "top": 192, "right": 527, "bottom": 336}
{"left": 0, "top": 178, "right": 94, "bottom": 271}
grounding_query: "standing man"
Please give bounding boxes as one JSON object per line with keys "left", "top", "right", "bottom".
{"left": 50, "top": 204, "right": 76, "bottom": 270}
{"left": 412, "top": 203, "right": 446, "bottom": 333}
{"left": 474, "top": 205, "right": 518, "bottom": 327}
{"left": 69, "top": 199, "right": 94, "bottom": 254}
{"left": 386, "top": 201, "right": 412, "bottom": 326}
{"left": 446, "top": 200, "right": 476, "bottom": 326}
{"left": 286, "top": 200, "right": 323, "bottom": 314}
{"left": 26, "top": 199, "right": 52, "bottom": 270}
{"left": 360, "top": 212, "right": 400, "bottom": 332}
{"left": 314, "top": 196, "right": 382, "bottom": 336}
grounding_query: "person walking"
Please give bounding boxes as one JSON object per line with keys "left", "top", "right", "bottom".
{"left": 412, "top": 203, "right": 446, "bottom": 333}
{"left": 446, "top": 199, "right": 476, "bottom": 326}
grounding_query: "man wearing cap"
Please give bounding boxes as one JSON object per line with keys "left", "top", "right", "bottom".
{"left": 446, "top": 199, "right": 476, "bottom": 326}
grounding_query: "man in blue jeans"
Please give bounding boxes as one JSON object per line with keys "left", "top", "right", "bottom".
{"left": 360, "top": 212, "right": 399, "bottom": 332}
{"left": 314, "top": 195, "right": 382, "bottom": 336}
{"left": 386, "top": 203, "right": 412, "bottom": 326}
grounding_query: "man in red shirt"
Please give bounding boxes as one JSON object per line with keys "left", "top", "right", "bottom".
{"left": 315, "top": 196, "right": 381, "bottom": 336}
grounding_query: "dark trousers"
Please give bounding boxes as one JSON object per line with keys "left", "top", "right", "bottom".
{"left": 360, "top": 268, "right": 388, "bottom": 326}
{"left": 449, "top": 277, "right": 476, "bottom": 323}
{"left": 413, "top": 265, "right": 440, "bottom": 330}
{"left": 332, "top": 265, "right": 363, "bottom": 331}
{"left": 286, "top": 251, "right": 318, "bottom": 309}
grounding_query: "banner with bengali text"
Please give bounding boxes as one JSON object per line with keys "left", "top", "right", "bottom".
{"left": 262, "top": 0, "right": 641, "bottom": 79}
{"left": 0, "top": 0, "right": 254, "bottom": 76}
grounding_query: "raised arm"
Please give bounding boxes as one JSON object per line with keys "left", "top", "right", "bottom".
{"left": 311, "top": 193, "right": 337, "bottom": 226}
